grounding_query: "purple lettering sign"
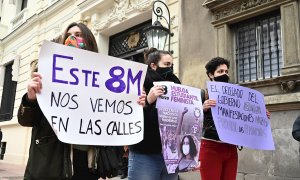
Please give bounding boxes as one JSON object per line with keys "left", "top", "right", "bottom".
{"left": 207, "top": 81, "right": 275, "bottom": 150}
{"left": 37, "top": 41, "right": 147, "bottom": 145}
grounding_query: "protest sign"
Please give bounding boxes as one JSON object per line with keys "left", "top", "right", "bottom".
{"left": 37, "top": 41, "right": 147, "bottom": 145}
{"left": 156, "top": 83, "right": 203, "bottom": 173}
{"left": 207, "top": 81, "right": 275, "bottom": 150}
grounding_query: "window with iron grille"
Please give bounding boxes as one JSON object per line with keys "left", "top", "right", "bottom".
{"left": 109, "top": 20, "right": 152, "bottom": 58}
{"left": 0, "top": 63, "right": 17, "bottom": 121}
{"left": 234, "top": 11, "right": 282, "bottom": 82}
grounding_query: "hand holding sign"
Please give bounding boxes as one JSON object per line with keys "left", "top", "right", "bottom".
{"left": 137, "top": 91, "right": 146, "bottom": 106}
{"left": 203, "top": 99, "right": 216, "bottom": 112}
{"left": 147, "top": 85, "right": 166, "bottom": 104}
{"left": 27, "top": 72, "right": 43, "bottom": 101}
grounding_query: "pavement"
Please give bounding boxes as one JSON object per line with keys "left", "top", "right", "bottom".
{"left": 0, "top": 161, "right": 127, "bottom": 180}
{"left": 0, "top": 162, "right": 24, "bottom": 180}
{"left": 0, "top": 161, "right": 199, "bottom": 180}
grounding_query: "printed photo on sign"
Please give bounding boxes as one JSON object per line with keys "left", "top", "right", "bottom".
{"left": 156, "top": 83, "right": 203, "bottom": 173}
{"left": 37, "top": 41, "right": 147, "bottom": 146}
{"left": 206, "top": 81, "right": 275, "bottom": 150}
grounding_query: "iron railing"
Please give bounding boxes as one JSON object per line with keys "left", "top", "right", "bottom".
{"left": 234, "top": 11, "right": 282, "bottom": 82}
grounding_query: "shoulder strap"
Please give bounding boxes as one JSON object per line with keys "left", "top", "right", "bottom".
{"left": 200, "top": 89, "right": 205, "bottom": 104}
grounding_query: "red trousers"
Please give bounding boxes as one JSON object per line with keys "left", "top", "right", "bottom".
{"left": 199, "top": 139, "right": 238, "bottom": 180}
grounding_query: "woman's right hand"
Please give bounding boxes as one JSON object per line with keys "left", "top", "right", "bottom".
{"left": 203, "top": 99, "right": 216, "bottom": 112}
{"left": 27, "top": 72, "right": 42, "bottom": 101}
{"left": 147, "top": 85, "right": 165, "bottom": 104}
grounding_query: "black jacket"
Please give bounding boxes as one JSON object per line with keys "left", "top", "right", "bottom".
{"left": 18, "top": 94, "right": 72, "bottom": 180}
{"left": 130, "top": 68, "right": 181, "bottom": 154}
{"left": 201, "top": 89, "right": 220, "bottom": 141}
{"left": 292, "top": 115, "right": 300, "bottom": 142}
{"left": 0, "top": 129, "right": 2, "bottom": 144}
{"left": 203, "top": 109, "right": 220, "bottom": 141}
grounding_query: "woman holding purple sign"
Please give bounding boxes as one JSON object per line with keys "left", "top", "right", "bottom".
{"left": 18, "top": 22, "right": 146, "bottom": 180}
{"left": 18, "top": 22, "right": 100, "bottom": 180}
{"left": 128, "top": 48, "right": 180, "bottom": 180}
{"left": 200, "top": 57, "right": 271, "bottom": 180}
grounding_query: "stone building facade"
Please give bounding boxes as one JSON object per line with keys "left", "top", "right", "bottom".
{"left": 0, "top": 0, "right": 299, "bottom": 179}
{"left": 0, "top": 0, "right": 179, "bottom": 165}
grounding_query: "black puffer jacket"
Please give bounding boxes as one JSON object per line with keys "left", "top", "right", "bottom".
{"left": 130, "top": 68, "right": 181, "bottom": 154}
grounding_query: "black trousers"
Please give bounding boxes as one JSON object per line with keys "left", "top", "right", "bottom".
{"left": 115, "top": 146, "right": 128, "bottom": 174}
{"left": 71, "top": 148, "right": 98, "bottom": 180}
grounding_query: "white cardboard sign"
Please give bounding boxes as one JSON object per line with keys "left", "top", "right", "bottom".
{"left": 37, "top": 41, "right": 147, "bottom": 145}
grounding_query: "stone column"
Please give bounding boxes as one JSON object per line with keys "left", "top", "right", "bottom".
{"left": 280, "top": 1, "right": 300, "bottom": 74}
{"left": 90, "top": 13, "right": 110, "bottom": 55}
{"left": 215, "top": 24, "right": 234, "bottom": 80}
{"left": 98, "top": 33, "right": 109, "bottom": 55}
{"left": 215, "top": 24, "right": 233, "bottom": 59}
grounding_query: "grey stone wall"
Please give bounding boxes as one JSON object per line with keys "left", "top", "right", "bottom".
{"left": 179, "top": 0, "right": 215, "bottom": 88}
{"left": 179, "top": 0, "right": 300, "bottom": 179}
{"left": 237, "top": 110, "right": 300, "bottom": 179}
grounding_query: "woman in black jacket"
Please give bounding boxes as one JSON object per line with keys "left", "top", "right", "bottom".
{"left": 18, "top": 22, "right": 100, "bottom": 180}
{"left": 200, "top": 57, "right": 271, "bottom": 180}
{"left": 19, "top": 22, "right": 146, "bottom": 180}
{"left": 128, "top": 48, "right": 180, "bottom": 180}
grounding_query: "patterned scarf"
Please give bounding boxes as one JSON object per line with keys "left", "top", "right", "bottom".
{"left": 64, "top": 35, "right": 86, "bottom": 49}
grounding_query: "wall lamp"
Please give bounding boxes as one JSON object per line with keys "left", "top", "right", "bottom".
{"left": 144, "top": 0, "right": 174, "bottom": 53}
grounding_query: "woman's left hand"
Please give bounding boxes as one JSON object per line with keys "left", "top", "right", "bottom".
{"left": 266, "top": 109, "right": 271, "bottom": 119}
{"left": 147, "top": 85, "right": 165, "bottom": 104}
{"left": 137, "top": 91, "right": 146, "bottom": 107}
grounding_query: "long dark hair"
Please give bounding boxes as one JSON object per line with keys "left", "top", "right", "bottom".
{"left": 60, "top": 22, "right": 98, "bottom": 53}
{"left": 180, "top": 135, "right": 197, "bottom": 159}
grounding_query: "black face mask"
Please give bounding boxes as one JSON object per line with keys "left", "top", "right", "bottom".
{"left": 156, "top": 66, "right": 174, "bottom": 78}
{"left": 214, "top": 74, "right": 229, "bottom": 83}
